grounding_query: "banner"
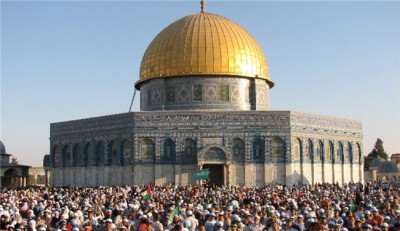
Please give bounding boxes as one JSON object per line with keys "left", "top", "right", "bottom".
{"left": 193, "top": 168, "right": 210, "bottom": 181}
{"left": 167, "top": 205, "right": 181, "bottom": 225}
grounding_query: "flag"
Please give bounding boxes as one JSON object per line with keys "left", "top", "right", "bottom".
{"left": 142, "top": 184, "right": 152, "bottom": 200}
{"left": 167, "top": 205, "right": 181, "bottom": 225}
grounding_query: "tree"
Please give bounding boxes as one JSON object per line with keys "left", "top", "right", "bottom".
{"left": 364, "top": 138, "right": 388, "bottom": 170}
{"left": 11, "top": 156, "right": 19, "bottom": 164}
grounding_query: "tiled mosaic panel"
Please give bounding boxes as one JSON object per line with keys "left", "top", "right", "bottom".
{"left": 193, "top": 85, "right": 202, "bottom": 101}
{"left": 139, "top": 76, "right": 269, "bottom": 111}
{"left": 177, "top": 85, "right": 190, "bottom": 102}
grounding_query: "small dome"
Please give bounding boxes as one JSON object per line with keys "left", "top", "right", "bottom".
{"left": 0, "top": 140, "right": 6, "bottom": 154}
{"left": 378, "top": 160, "right": 399, "bottom": 173}
{"left": 369, "top": 157, "right": 385, "bottom": 169}
{"left": 137, "top": 11, "right": 273, "bottom": 89}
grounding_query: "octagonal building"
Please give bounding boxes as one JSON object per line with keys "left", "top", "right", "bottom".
{"left": 46, "top": 3, "right": 363, "bottom": 186}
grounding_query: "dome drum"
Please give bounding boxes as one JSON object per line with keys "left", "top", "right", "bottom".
{"left": 140, "top": 76, "right": 270, "bottom": 111}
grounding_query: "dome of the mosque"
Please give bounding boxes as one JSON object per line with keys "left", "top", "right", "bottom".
{"left": 136, "top": 11, "right": 274, "bottom": 89}
{"left": 369, "top": 156, "right": 385, "bottom": 169}
{"left": 378, "top": 160, "right": 400, "bottom": 173}
{"left": 0, "top": 140, "right": 6, "bottom": 154}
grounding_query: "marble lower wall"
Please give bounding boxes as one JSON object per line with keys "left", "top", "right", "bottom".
{"left": 50, "top": 163, "right": 362, "bottom": 187}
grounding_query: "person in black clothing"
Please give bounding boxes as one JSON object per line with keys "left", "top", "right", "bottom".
{"left": 1, "top": 214, "right": 11, "bottom": 230}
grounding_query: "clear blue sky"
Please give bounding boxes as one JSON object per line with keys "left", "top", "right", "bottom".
{"left": 1, "top": 1, "right": 399, "bottom": 167}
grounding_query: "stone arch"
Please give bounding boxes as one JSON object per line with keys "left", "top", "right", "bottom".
{"left": 95, "top": 141, "right": 105, "bottom": 166}
{"left": 346, "top": 142, "right": 352, "bottom": 162}
{"left": 204, "top": 147, "right": 226, "bottom": 161}
{"left": 52, "top": 145, "right": 61, "bottom": 167}
{"left": 232, "top": 138, "right": 245, "bottom": 162}
{"left": 72, "top": 144, "right": 82, "bottom": 167}
{"left": 324, "top": 141, "right": 333, "bottom": 163}
{"left": 271, "top": 137, "right": 285, "bottom": 160}
{"left": 43, "top": 155, "right": 51, "bottom": 168}
{"left": 353, "top": 143, "right": 360, "bottom": 162}
{"left": 163, "top": 138, "right": 175, "bottom": 161}
{"left": 108, "top": 141, "right": 119, "bottom": 165}
{"left": 305, "top": 139, "right": 313, "bottom": 161}
{"left": 84, "top": 143, "right": 94, "bottom": 166}
{"left": 293, "top": 138, "right": 302, "bottom": 161}
{"left": 62, "top": 145, "right": 70, "bottom": 167}
{"left": 252, "top": 137, "right": 264, "bottom": 161}
{"left": 198, "top": 144, "right": 230, "bottom": 161}
{"left": 182, "top": 138, "right": 196, "bottom": 163}
{"left": 337, "top": 142, "right": 344, "bottom": 164}
{"left": 121, "top": 139, "right": 131, "bottom": 165}
{"left": 3, "top": 168, "right": 19, "bottom": 187}
{"left": 141, "top": 138, "right": 155, "bottom": 161}
{"left": 316, "top": 140, "right": 323, "bottom": 162}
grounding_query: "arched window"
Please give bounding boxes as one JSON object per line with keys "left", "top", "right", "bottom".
{"left": 164, "top": 138, "right": 175, "bottom": 161}
{"left": 84, "top": 143, "right": 93, "bottom": 166}
{"left": 347, "top": 142, "right": 352, "bottom": 162}
{"left": 72, "top": 144, "right": 82, "bottom": 167}
{"left": 337, "top": 142, "right": 344, "bottom": 163}
{"left": 141, "top": 139, "right": 155, "bottom": 160}
{"left": 62, "top": 145, "right": 69, "bottom": 167}
{"left": 96, "top": 142, "right": 105, "bottom": 165}
{"left": 271, "top": 137, "right": 285, "bottom": 159}
{"left": 183, "top": 138, "right": 196, "bottom": 160}
{"left": 121, "top": 140, "right": 131, "bottom": 164}
{"left": 232, "top": 138, "right": 244, "bottom": 161}
{"left": 252, "top": 138, "right": 264, "bottom": 160}
{"left": 305, "top": 139, "right": 313, "bottom": 161}
{"left": 353, "top": 143, "right": 360, "bottom": 162}
{"left": 108, "top": 141, "right": 119, "bottom": 165}
{"left": 326, "top": 141, "right": 334, "bottom": 162}
{"left": 293, "top": 138, "right": 301, "bottom": 161}
{"left": 52, "top": 145, "right": 61, "bottom": 167}
{"left": 316, "top": 140, "right": 323, "bottom": 161}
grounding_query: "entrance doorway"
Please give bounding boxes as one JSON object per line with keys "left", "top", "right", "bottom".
{"left": 203, "top": 164, "right": 224, "bottom": 186}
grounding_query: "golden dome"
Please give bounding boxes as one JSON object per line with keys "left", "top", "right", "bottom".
{"left": 136, "top": 11, "right": 274, "bottom": 89}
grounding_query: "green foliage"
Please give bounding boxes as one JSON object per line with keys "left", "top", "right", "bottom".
{"left": 364, "top": 138, "right": 388, "bottom": 169}
{"left": 11, "top": 157, "right": 19, "bottom": 164}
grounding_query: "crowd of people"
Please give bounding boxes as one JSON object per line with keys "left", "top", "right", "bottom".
{"left": 0, "top": 182, "right": 399, "bottom": 231}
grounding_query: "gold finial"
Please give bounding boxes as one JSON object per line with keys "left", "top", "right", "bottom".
{"left": 200, "top": 0, "right": 205, "bottom": 12}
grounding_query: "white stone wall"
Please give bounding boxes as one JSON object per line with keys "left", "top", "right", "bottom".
{"left": 334, "top": 165, "right": 343, "bottom": 185}
{"left": 233, "top": 164, "right": 245, "bottom": 186}
{"left": 313, "top": 163, "right": 323, "bottom": 184}
{"left": 51, "top": 161, "right": 364, "bottom": 187}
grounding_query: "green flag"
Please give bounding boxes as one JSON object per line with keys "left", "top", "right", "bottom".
{"left": 142, "top": 184, "right": 152, "bottom": 200}
{"left": 194, "top": 168, "right": 210, "bottom": 181}
{"left": 168, "top": 205, "right": 181, "bottom": 225}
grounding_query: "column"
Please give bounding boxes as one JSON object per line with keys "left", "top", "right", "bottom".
{"left": 225, "top": 163, "right": 231, "bottom": 187}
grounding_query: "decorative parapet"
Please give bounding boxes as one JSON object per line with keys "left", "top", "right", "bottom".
{"left": 50, "top": 112, "right": 135, "bottom": 138}
{"left": 290, "top": 111, "right": 363, "bottom": 137}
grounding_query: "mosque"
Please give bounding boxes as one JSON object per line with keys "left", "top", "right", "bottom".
{"left": 0, "top": 141, "right": 31, "bottom": 187}
{"left": 44, "top": 1, "right": 364, "bottom": 187}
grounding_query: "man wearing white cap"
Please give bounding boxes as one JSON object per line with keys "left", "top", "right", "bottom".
{"left": 184, "top": 210, "right": 198, "bottom": 231}
{"left": 28, "top": 219, "right": 37, "bottom": 231}
{"left": 371, "top": 207, "right": 383, "bottom": 227}
{"left": 294, "top": 215, "right": 304, "bottom": 231}
{"left": 204, "top": 212, "right": 216, "bottom": 231}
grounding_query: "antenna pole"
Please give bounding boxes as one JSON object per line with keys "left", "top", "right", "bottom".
{"left": 129, "top": 89, "right": 137, "bottom": 112}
